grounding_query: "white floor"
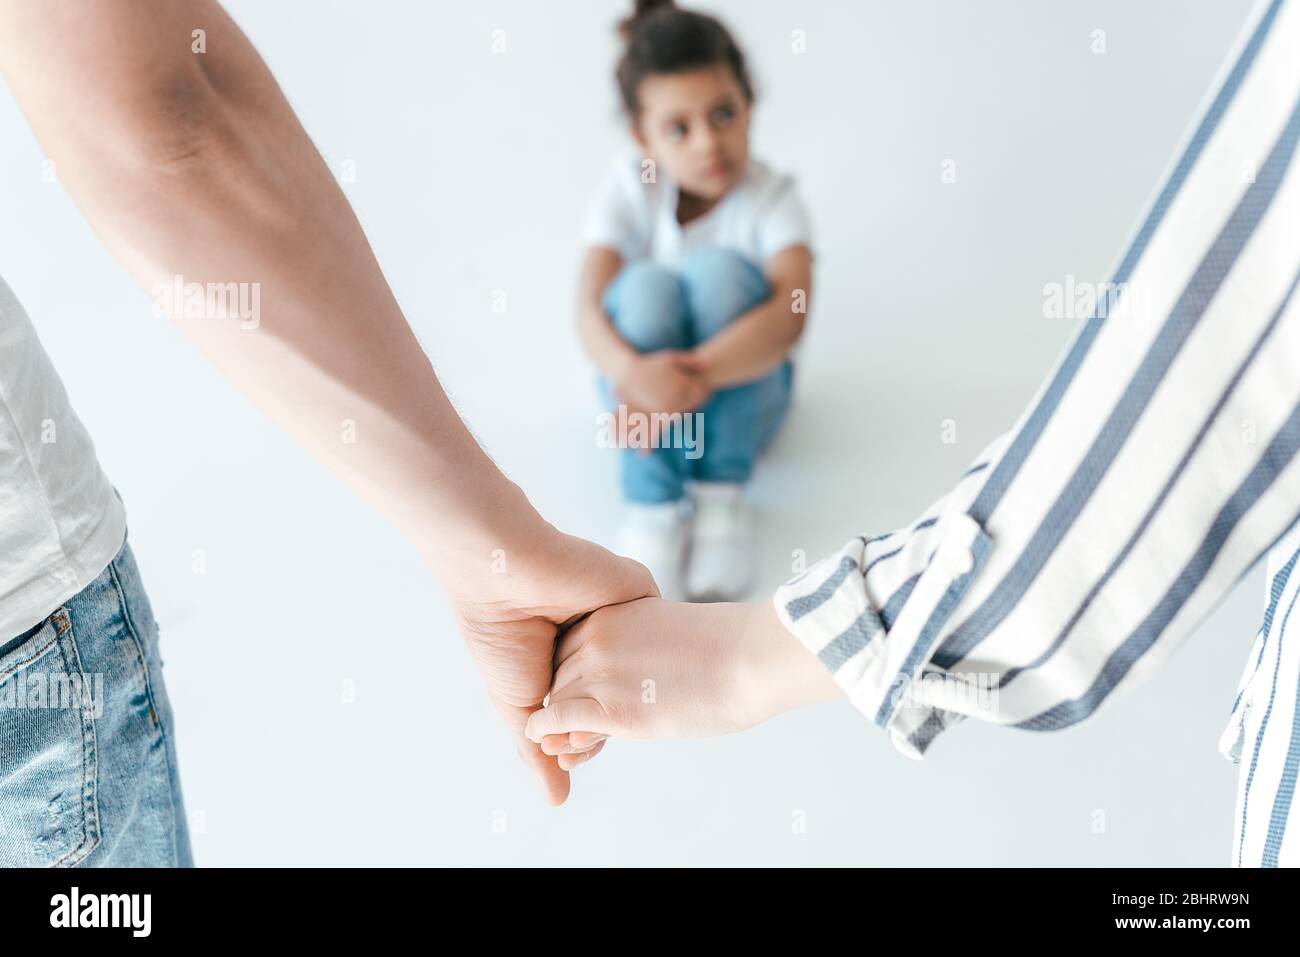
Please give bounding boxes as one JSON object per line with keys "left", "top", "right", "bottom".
{"left": 0, "top": 0, "right": 1263, "bottom": 865}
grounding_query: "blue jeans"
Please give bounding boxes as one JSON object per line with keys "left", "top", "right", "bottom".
{"left": 598, "top": 247, "right": 793, "bottom": 504}
{"left": 0, "top": 535, "right": 193, "bottom": 866}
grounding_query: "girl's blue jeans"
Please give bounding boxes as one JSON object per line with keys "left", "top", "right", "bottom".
{"left": 598, "top": 247, "right": 793, "bottom": 504}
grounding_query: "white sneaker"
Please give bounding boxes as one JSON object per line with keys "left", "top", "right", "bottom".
{"left": 686, "top": 481, "right": 755, "bottom": 601}
{"left": 615, "top": 501, "right": 688, "bottom": 601}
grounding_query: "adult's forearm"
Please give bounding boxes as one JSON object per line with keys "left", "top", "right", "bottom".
{"left": 0, "top": 0, "right": 545, "bottom": 583}
{"left": 734, "top": 601, "right": 843, "bottom": 727}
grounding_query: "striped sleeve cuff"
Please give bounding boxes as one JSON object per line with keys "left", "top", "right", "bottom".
{"left": 773, "top": 512, "right": 994, "bottom": 759}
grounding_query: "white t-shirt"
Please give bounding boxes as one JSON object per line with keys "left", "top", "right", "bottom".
{"left": 581, "top": 154, "right": 812, "bottom": 270}
{"left": 0, "top": 275, "right": 126, "bottom": 639}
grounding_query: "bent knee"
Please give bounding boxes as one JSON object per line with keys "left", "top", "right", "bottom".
{"left": 604, "top": 261, "right": 688, "bottom": 352}
{"left": 680, "top": 248, "right": 769, "bottom": 337}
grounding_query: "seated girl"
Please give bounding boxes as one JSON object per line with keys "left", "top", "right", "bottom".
{"left": 578, "top": 0, "right": 814, "bottom": 600}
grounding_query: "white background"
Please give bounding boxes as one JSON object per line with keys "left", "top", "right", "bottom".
{"left": 0, "top": 0, "right": 1263, "bottom": 864}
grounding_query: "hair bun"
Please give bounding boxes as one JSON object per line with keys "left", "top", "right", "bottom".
{"left": 619, "top": 0, "right": 675, "bottom": 38}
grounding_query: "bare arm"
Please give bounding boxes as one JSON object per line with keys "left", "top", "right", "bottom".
{"left": 575, "top": 244, "right": 711, "bottom": 419}
{"left": 0, "top": 0, "right": 521, "bottom": 576}
{"left": 689, "top": 244, "right": 812, "bottom": 389}
{"left": 0, "top": 0, "right": 654, "bottom": 804}
{"left": 576, "top": 246, "right": 637, "bottom": 381}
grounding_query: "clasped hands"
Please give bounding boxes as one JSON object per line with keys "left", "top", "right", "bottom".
{"left": 447, "top": 514, "right": 841, "bottom": 805}
{"left": 612, "top": 348, "right": 711, "bottom": 454}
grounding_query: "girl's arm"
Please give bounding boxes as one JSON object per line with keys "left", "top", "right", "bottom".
{"left": 576, "top": 246, "right": 639, "bottom": 381}
{"left": 687, "top": 244, "right": 812, "bottom": 389}
{"left": 576, "top": 246, "right": 711, "bottom": 417}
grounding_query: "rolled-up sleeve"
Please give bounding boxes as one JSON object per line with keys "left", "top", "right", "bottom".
{"left": 775, "top": 0, "right": 1300, "bottom": 760}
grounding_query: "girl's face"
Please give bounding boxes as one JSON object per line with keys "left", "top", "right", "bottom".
{"left": 632, "top": 63, "right": 751, "bottom": 201}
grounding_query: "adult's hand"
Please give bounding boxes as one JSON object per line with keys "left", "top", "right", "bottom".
{"left": 443, "top": 522, "right": 657, "bottom": 804}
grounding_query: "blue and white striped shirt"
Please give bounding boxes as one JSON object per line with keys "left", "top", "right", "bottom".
{"left": 773, "top": 0, "right": 1300, "bottom": 867}
{"left": 1222, "top": 521, "right": 1300, "bottom": 866}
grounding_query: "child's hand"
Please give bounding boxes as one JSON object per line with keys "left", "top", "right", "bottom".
{"left": 615, "top": 350, "right": 711, "bottom": 415}
{"left": 524, "top": 598, "right": 843, "bottom": 757}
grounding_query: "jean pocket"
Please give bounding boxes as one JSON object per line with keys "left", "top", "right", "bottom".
{"left": 0, "top": 609, "right": 101, "bottom": 866}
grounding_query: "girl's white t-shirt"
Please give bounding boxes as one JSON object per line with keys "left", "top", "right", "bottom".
{"left": 581, "top": 155, "right": 812, "bottom": 270}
